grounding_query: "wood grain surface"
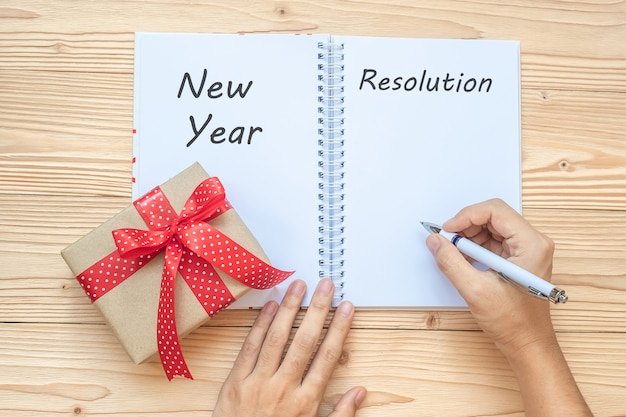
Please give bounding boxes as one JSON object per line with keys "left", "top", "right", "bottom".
{"left": 1, "top": 1, "right": 625, "bottom": 416}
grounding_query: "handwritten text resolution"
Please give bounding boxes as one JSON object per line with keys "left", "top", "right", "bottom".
{"left": 177, "top": 68, "right": 494, "bottom": 147}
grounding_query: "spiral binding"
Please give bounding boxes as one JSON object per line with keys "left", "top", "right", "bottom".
{"left": 317, "top": 41, "right": 346, "bottom": 304}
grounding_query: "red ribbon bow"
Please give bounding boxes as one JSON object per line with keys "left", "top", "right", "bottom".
{"left": 77, "top": 177, "right": 293, "bottom": 380}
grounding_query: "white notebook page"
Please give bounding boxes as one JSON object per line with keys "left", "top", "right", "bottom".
{"left": 133, "top": 33, "right": 325, "bottom": 306}
{"left": 336, "top": 36, "right": 520, "bottom": 307}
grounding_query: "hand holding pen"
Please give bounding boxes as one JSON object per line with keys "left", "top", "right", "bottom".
{"left": 423, "top": 199, "right": 558, "bottom": 354}
{"left": 421, "top": 223, "right": 567, "bottom": 304}
{"left": 423, "top": 199, "right": 592, "bottom": 416}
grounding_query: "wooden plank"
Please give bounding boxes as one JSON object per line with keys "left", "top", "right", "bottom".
{"left": 0, "top": 323, "right": 622, "bottom": 416}
{"left": 1, "top": 1, "right": 625, "bottom": 91}
{"left": 522, "top": 89, "right": 626, "bottom": 209}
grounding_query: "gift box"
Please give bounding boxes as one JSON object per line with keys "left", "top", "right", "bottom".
{"left": 61, "top": 162, "right": 293, "bottom": 380}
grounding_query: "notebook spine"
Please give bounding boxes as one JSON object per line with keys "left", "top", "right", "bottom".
{"left": 317, "top": 40, "right": 346, "bottom": 304}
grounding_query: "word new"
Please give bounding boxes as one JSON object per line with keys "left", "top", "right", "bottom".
{"left": 177, "top": 69, "right": 263, "bottom": 147}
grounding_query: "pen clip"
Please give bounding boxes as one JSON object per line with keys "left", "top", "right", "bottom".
{"left": 497, "top": 272, "right": 568, "bottom": 304}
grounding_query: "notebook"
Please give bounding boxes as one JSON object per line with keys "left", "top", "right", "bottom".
{"left": 132, "top": 33, "right": 521, "bottom": 308}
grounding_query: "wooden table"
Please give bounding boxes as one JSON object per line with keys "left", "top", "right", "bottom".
{"left": 1, "top": 1, "right": 625, "bottom": 416}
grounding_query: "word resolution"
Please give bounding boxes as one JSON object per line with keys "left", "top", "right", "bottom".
{"left": 359, "top": 68, "right": 493, "bottom": 93}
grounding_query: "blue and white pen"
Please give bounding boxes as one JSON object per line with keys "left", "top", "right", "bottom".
{"left": 421, "top": 222, "right": 568, "bottom": 304}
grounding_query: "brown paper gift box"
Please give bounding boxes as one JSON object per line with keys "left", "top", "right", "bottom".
{"left": 61, "top": 162, "right": 270, "bottom": 365}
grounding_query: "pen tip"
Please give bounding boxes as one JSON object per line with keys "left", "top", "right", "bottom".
{"left": 420, "top": 221, "right": 441, "bottom": 234}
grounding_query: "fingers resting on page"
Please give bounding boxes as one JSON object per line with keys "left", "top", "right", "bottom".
{"left": 212, "top": 278, "right": 366, "bottom": 417}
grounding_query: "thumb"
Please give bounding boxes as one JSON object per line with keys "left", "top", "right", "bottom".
{"left": 426, "top": 233, "right": 481, "bottom": 295}
{"left": 327, "top": 386, "right": 366, "bottom": 417}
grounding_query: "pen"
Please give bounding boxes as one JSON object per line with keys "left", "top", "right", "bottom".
{"left": 421, "top": 221, "right": 568, "bottom": 304}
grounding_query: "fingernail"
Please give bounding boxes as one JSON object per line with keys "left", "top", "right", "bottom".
{"left": 426, "top": 234, "right": 441, "bottom": 255}
{"left": 263, "top": 300, "right": 278, "bottom": 316}
{"left": 336, "top": 301, "right": 354, "bottom": 317}
{"left": 318, "top": 278, "right": 334, "bottom": 295}
{"left": 354, "top": 387, "right": 366, "bottom": 407}
{"left": 289, "top": 279, "right": 306, "bottom": 297}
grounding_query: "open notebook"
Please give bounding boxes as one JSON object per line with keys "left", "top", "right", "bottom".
{"left": 133, "top": 33, "right": 521, "bottom": 308}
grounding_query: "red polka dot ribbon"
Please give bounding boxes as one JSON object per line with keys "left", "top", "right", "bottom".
{"left": 76, "top": 177, "right": 294, "bottom": 380}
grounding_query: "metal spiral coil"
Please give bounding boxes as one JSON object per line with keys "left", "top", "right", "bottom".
{"left": 317, "top": 41, "right": 346, "bottom": 304}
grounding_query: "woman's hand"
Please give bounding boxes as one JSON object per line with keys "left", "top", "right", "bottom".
{"left": 425, "top": 198, "right": 556, "bottom": 357}
{"left": 426, "top": 198, "right": 592, "bottom": 416}
{"left": 212, "top": 278, "right": 366, "bottom": 417}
